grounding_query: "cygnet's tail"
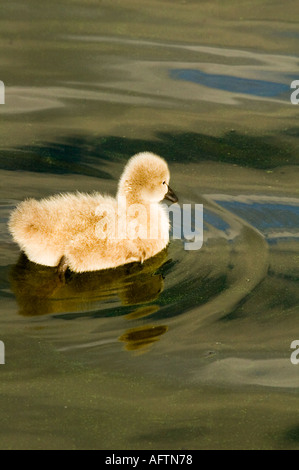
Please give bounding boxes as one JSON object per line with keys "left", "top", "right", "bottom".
{"left": 9, "top": 199, "right": 43, "bottom": 248}
{"left": 8, "top": 199, "right": 61, "bottom": 267}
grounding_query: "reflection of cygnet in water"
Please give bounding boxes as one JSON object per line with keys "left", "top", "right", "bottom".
{"left": 8, "top": 152, "right": 178, "bottom": 277}
{"left": 9, "top": 249, "right": 168, "bottom": 317}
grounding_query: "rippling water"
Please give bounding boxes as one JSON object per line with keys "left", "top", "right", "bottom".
{"left": 0, "top": 0, "right": 299, "bottom": 450}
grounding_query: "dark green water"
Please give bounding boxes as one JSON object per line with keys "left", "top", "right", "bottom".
{"left": 0, "top": 0, "right": 299, "bottom": 450}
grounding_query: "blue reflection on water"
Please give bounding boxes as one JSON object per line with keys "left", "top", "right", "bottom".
{"left": 216, "top": 200, "right": 299, "bottom": 231}
{"left": 170, "top": 69, "right": 290, "bottom": 97}
{"left": 203, "top": 209, "right": 230, "bottom": 231}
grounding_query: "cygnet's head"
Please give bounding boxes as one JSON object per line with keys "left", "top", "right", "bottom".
{"left": 117, "top": 152, "right": 178, "bottom": 204}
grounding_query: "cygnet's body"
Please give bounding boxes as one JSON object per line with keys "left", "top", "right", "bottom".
{"left": 9, "top": 152, "right": 178, "bottom": 274}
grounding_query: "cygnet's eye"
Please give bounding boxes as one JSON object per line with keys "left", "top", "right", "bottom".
{"left": 162, "top": 181, "right": 166, "bottom": 185}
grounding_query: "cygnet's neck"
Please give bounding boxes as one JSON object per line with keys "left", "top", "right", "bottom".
{"left": 117, "top": 192, "right": 153, "bottom": 209}
{"left": 117, "top": 186, "right": 152, "bottom": 207}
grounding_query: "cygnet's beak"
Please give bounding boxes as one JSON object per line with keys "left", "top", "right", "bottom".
{"left": 164, "top": 185, "right": 178, "bottom": 203}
